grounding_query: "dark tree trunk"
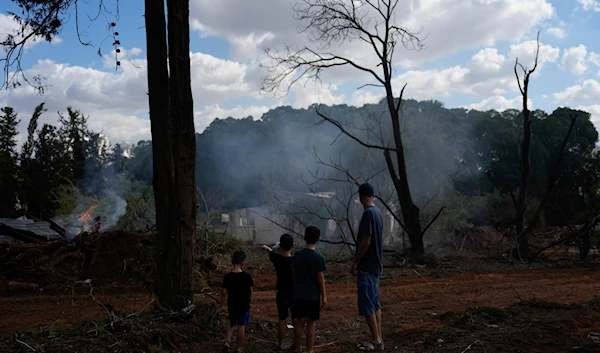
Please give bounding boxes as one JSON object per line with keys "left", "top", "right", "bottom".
{"left": 165, "top": 0, "right": 197, "bottom": 307}
{"left": 383, "top": 84, "right": 424, "bottom": 261}
{"left": 145, "top": 0, "right": 196, "bottom": 308}
{"left": 516, "top": 84, "right": 532, "bottom": 258}
{"left": 580, "top": 232, "right": 591, "bottom": 262}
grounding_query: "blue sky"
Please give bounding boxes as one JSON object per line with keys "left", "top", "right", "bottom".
{"left": 1, "top": 0, "right": 600, "bottom": 145}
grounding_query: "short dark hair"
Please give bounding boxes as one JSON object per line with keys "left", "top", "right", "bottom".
{"left": 304, "top": 225, "right": 320, "bottom": 244}
{"left": 232, "top": 250, "right": 246, "bottom": 265}
{"left": 358, "top": 183, "right": 375, "bottom": 196}
{"left": 280, "top": 233, "right": 294, "bottom": 250}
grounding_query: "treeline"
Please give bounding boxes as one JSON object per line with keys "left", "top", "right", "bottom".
{"left": 1, "top": 99, "right": 598, "bottom": 230}
{"left": 0, "top": 103, "right": 146, "bottom": 220}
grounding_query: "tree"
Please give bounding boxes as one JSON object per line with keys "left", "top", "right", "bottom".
{"left": 512, "top": 33, "right": 539, "bottom": 258}
{"left": 0, "top": 107, "right": 20, "bottom": 216}
{"left": 262, "top": 0, "right": 437, "bottom": 261}
{"left": 3, "top": 0, "right": 197, "bottom": 308}
{"left": 512, "top": 34, "right": 579, "bottom": 259}
{"left": 19, "top": 103, "right": 47, "bottom": 216}
{"left": 28, "top": 123, "right": 72, "bottom": 218}
{"left": 59, "top": 107, "right": 89, "bottom": 181}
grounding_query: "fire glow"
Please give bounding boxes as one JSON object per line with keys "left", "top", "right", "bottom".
{"left": 78, "top": 205, "right": 98, "bottom": 227}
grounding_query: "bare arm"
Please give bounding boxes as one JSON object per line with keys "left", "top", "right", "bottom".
{"left": 352, "top": 235, "right": 371, "bottom": 274}
{"left": 262, "top": 245, "right": 273, "bottom": 253}
{"left": 292, "top": 268, "right": 296, "bottom": 298}
{"left": 317, "top": 271, "right": 327, "bottom": 308}
{"left": 219, "top": 287, "right": 227, "bottom": 313}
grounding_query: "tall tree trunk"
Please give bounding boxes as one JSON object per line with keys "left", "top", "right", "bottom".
{"left": 144, "top": 0, "right": 177, "bottom": 308}
{"left": 516, "top": 89, "right": 532, "bottom": 258}
{"left": 165, "top": 0, "right": 197, "bottom": 307}
{"left": 383, "top": 85, "right": 424, "bottom": 260}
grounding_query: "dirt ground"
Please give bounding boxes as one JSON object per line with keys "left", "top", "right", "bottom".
{"left": 2, "top": 231, "right": 600, "bottom": 352}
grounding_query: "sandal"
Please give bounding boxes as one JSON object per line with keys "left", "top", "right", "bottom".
{"left": 357, "top": 341, "right": 384, "bottom": 351}
{"left": 222, "top": 341, "right": 231, "bottom": 353}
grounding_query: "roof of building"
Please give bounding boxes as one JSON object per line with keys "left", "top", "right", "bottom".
{"left": 0, "top": 218, "right": 62, "bottom": 241}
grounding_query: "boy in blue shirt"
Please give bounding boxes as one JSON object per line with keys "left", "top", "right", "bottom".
{"left": 220, "top": 250, "right": 254, "bottom": 353}
{"left": 291, "top": 226, "right": 327, "bottom": 353}
{"left": 262, "top": 233, "right": 295, "bottom": 352}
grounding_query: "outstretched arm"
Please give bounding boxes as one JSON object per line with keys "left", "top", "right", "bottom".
{"left": 262, "top": 245, "right": 273, "bottom": 253}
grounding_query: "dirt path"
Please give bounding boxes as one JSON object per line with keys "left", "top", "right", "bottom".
{"left": 0, "top": 290, "right": 152, "bottom": 336}
{"left": 185, "top": 265, "right": 600, "bottom": 352}
{"left": 2, "top": 264, "right": 599, "bottom": 352}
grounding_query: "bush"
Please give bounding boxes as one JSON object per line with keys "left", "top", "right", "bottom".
{"left": 197, "top": 228, "right": 246, "bottom": 255}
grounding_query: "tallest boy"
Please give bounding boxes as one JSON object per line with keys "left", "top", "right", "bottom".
{"left": 352, "top": 183, "right": 384, "bottom": 352}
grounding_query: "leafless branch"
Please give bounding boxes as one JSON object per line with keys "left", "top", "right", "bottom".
{"left": 422, "top": 207, "right": 445, "bottom": 236}
{"left": 2, "top": 1, "right": 127, "bottom": 92}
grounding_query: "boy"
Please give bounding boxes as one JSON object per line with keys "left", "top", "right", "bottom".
{"left": 291, "top": 226, "right": 327, "bottom": 353}
{"left": 262, "top": 234, "right": 295, "bottom": 352}
{"left": 220, "top": 250, "right": 254, "bottom": 353}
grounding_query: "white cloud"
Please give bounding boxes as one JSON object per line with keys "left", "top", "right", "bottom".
{"left": 472, "top": 48, "right": 506, "bottom": 72}
{"left": 90, "top": 113, "right": 151, "bottom": 144}
{"left": 392, "top": 66, "right": 469, "bottom": 100}
{"left": 229, "top": 32, "right": 276, "bottom": 61}
{"left": 578, "top": 0, "right": 600, "bottom": 11}
{"left": 350, "top": 91, "right": 384, "bottom": 107}
{"left": 194, "top": 104, "right": 273, "bottom": 132}
{"left": 0, "top": 13, "right": 49, "bottom": 50}
{"left": 548, "top": 27, "right": 565, "bottom": 39}
{"left": 576, "top": 105, "right": 600, "bottom": 128}
{"left": 589, "top": 52, "right": 600, "bottom": 66}
{"left": 0, "top": 49, "right": 268, "bottom": 145}
{"left": 554, "top": 79, "right": 600, "bottom": 104}
{"left": 509, "top": 40, "right": 561, "bottom": 74}
{"left": 190, "top": 0, "right": 554, "bottom": 67}
{"left": 389, "top": 39, "right": 560, "bottom": 101}
{"left": 464, "top": 96, "right": 529, "bottom": 111}
{"left": 561, "top": 45, "right": 588, "bottom": 75}
{"left": 292, "top": 82, "right": 345, "bottom": 109}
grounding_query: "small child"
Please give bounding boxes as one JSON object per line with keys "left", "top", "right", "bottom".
{"left": 262, "top": 234, "right": 295, "bottom": 352}
{"left": 220, "top": 250, "right": 254, "bottom": 353}
{"left": 291, "top": 226, "right": 327, "bottom": 353}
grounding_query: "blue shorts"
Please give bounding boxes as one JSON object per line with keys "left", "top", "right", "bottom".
{"left": 276, "top": 291, "right": 294, "bottom": 320}
{"left": 357, "top": 271, "right": 381, "bottom": 317}
{"left": 228, "top": 310, "right": 250, "bottom": 327}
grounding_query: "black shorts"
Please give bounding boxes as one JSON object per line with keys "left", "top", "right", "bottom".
{"left": 292, "top": 299, "right": 320, "bottom": 321}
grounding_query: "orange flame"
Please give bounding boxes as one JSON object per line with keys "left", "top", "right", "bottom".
{"left": 78, "top": 205, "right": 98, "bottom": 226}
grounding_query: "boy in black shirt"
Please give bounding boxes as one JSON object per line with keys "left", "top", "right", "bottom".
{"left": 262, "top": 234, "right": 295, "bottom": 352}
{"left": 291, "top": 226, "right": 327, "bottom": 353}
{"left": 220, "top": 250, "right": 254, "bottom": 353}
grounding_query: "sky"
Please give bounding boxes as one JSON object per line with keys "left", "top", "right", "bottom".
{"left": 1, "top": 0, "right": 600, "bottom": 146}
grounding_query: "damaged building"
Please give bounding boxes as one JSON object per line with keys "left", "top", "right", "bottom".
{"left": 221, "top": 191, "right": 402, "bottom": 249}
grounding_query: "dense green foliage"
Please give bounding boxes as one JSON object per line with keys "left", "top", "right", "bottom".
{"left": 0, "top": 99, "right": 597, "bottom": 229}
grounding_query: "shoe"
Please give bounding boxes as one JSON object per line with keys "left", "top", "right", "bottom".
{"left": 357, "top": 341, "right": 384, "bottom": 351}
{"left": 222, "top": 341, "right": 231, "bottom": 353}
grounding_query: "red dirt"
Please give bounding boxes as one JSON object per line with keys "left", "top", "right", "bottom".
{"left": 2, "top": 233, "right": 600, "bottom": 352}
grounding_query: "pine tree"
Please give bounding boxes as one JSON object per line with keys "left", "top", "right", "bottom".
{"left": 0, "top": 107, "right": 20, "bottom": 217}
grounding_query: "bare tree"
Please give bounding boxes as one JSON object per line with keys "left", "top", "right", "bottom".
{"left": 512, "top": 31, "right": 539, "bottom": 259}
{"left": 512, "top": 32, "right": 578, "bottom": 259}
{"left": 262, "top": 0, "right": 442, "bottom": 261}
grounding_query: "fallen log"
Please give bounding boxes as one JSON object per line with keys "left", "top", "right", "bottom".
{"left": 8, "top": 281, "right": 39, "bottom": 292}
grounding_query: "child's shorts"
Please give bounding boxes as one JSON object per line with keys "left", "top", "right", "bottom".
{"left": 291, "top": 298, "right": 320, "bottom": 321}
{"left": 276, "top": 290, "right": 294, "bottom": 320}
{"left": 229, "top": 310, "right": 250, "bottom": 327}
